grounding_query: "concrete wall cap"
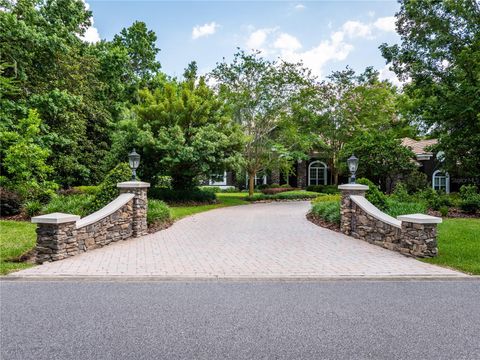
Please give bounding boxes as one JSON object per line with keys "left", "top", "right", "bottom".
{"left": 397, "top": 213, "right": 442, "bottom": 224}
{"left": 32, "top": 213, "right": 80, "bottom": 224}
{"left": 76, "top": 193, "right": 135, "bottom": 229}
{"left": 350, "top": 195, "right": 402, "bottom": 228}
{"left": 117, "top": 181, "right": 150, "bottom": 188}
{"left": 338, "top": 184, "right": 369, "bottom": 191}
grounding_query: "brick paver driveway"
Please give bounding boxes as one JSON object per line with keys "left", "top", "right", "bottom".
{"left": 12, "top": 202, "right": 465, "bottom": 278}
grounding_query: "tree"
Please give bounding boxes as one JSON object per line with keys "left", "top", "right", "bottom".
{"left": 210, "top": 50, "right": 315, "bottom": 195}
{"left": 132, "top": 64, "right": 243, "bottom": 190}
{"left": 339, "top": 131, "right": 416, "bottom": 192}
{"left": 0, "top": 110, "right": 57, "bottom": 200}
{"left": 312, "top": 67, "right": 408, "bottom": 185}
{"left": 380, "top": 0, "right": 480, "bottom": 178}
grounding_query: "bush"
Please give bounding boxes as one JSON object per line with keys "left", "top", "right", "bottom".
{"left": 305, "top": 185, "right": 339, "bottom": 194}
{"left": 255, "top": 184, "right": 270, "bottom": 190}
{"left": 312, "top": 194, "right": 341, "bottom": 203}
{"left": 199, "top": 186, "right": 222, "bottom": 194}
{"left": 459, "top": 186, "right": 480, "bottom": 214}
{"left": 357, "top": 178, "right": 388, "bottom": 210}
{"left": 149, "top": 187, "right": 217, "bottom": 204}
{"left": 416, "top": 188, "right": 452, "bottom": 210}
{"left": 460, "top": 198, "right": 480, "bottom": 214}
{"left": 439, "top": 206, "right": 449, "bottom": 217}
{"left": 73, "top": 186, "right": 99, "bottom": 195}
{"left": 147, "top": 200, "right": 171, "bottom": 225}
{"left": 246, "top": 190, "right": 318, "bottom": 201}
{"left": 42, "top": 194, "right": 94, "bottom": 217}
{"left": 0, "top": 188, "right": 22, "bottom": 216}
{"left": 392, "top": 181, "right": 410, "bottom": 202}
{"left": 279, "top": 184, "right": 292, "bottom": 188}
{"left": 311, "top": 201, "right": 341, "bottom": 225}
{"left": 404, "top": 171, "right": 428, "bottom": 193}
{"left": 261, "top": 187, "right": 293, "bottom": 195}
{"left": 385, "top": 199, "right": 427, "bottom": 218}
{"left": 23, "top": 200, "right": 43, "bottom": 217}
{"left": 91, "top": 163, "right": 131, "bottom": 212}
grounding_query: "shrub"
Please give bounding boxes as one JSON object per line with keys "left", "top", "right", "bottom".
{"left": 23, "top": 200, "right": 43, "bottom": 217}
{"left": 220, "top": 187, "right": 239, "bottom": 193}
{"left": 42, "top": 194, "right": 94, "bottom": 217}
{"left": 459, "top": 186, "right": 480, "bottom": 214}
{"left": 416, "top": 188, "right": 452, "bottom": 210}
{"left": 357, "top": 178, "right": 388, "bottom": 210}
{"left": 147, "top": 200, "right": 171, "bottom": 225}
{"left": 261, "top": 187, "right": 293, "bottom": 195}
{"left": 404, "top": 171, "right": 428, "bottom": 193}
{"left": 246, "top": 190, "right": 318, "bottom": 201}
{"left": 255, "top": 184, "right": 270, "bottom": 190}
{"left": 312, "top": 194, "right": 341, "bottom": 203}
{"left": 90, "top": 163, "right": 131, "bottom": 212}
{"left": 73, "top": 186, "right": 99, "bottom": 195}
{"left": 385, "top": 199, "right": 427, "bottom": 218}
{"left": 149, "top": 187, "right": 217, "bottom": 204}
{"left": 392, "top": 181, "right": 410, "bottom": 202}
{"left": 311, "top": 201, "right": 341, "bottom": 225}
{"left": 439, "top": 206, "right": 449, "bottom": 217}
{"left": 305, "top": 185, "right": 339, "bottom": 194}
{"left": 279, "top": 184, "right": 292, "bottom": 188}
{"left": 199, "top": 186, "right": 222, "bottom": 194}
{"left": 270, "top": 183, "right": 280, "bottom": 188}
{"left": 0, "top": 188, "right": 22, "bottom": 216}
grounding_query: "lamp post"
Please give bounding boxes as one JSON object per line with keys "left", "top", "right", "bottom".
{"left": 128, "top": 149, "right": 140, "bottom": 181}
{"left": 347, "top": 154, "right": 359, "bottom": 184}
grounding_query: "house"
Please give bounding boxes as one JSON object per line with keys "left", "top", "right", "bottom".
{"left": 401, "top": 137, "right": 451, "bottom": 193}
{"left": 205, "top": 137, "right": 458, "bottom": 192}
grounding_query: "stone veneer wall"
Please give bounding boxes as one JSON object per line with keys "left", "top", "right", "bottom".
{"left": 32, "top": 181, "right": 149, "bottom": 264}
{"left": 77, "top": 200, "right": 133, "bottom": 252}
{"left": 339, "top": 184, "right": 440, "bottom": 258}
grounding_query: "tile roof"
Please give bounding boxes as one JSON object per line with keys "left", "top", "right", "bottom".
{"left": 401, "top": 137, "right": 438, "bottom": 155}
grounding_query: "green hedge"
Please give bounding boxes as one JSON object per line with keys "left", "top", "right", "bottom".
{"left": 147, "top": 200, "right": 171, "bottom": 225}
{"left": 385, "top": 199, "right": 427, "bottom": 218}
{"left": 149, "top": 187, "right": 217, "bottom": 203}
{"left": 42, "top": 194, "right": 95, "bottom": 217}
{"left": 305, "top": 185, "right": 339, "bottom": 194}
{"left": 246, "top": 190, "right": 319, "bottom": 201}
{"left": 311, "top": 201, "right": 341, "bottom": 224}
{"left": 356, "top": 178, "right": 388, "bottom": 210}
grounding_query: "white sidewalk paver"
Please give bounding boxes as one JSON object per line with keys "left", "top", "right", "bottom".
{"left": 11, "top": 202, "right": 465, "bottom": 278}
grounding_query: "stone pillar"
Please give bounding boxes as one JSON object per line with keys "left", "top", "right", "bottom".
{"left": 297, "top": 160, "right": 307, "bottom": 189}
{"left": 31, "top": 213, "right": 80, "bottom": 264}
{"left": 117, "top": 181, "right": 150, "bottom": 237}
{"left": 397, "top": 214, "right": 441, "bottom": 257}
{"left": 338, "top": 184, "right": 369, "bottom": 235}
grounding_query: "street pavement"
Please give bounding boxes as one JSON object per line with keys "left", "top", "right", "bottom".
{"left": 1, "top": 279, "right": 479, "bottom": 359}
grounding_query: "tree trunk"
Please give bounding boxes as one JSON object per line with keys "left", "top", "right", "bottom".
{"left": 248, "top": 171, "right": 255, "bottom": 196}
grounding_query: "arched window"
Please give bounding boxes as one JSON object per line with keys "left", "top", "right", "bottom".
{"left": 308, "top": 161, "right": 327, "bottom": 186}
{"left": 432, "top": 170, "right": 450, "bottom": 193}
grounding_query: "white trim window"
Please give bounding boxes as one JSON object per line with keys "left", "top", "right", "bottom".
{"left": 209, "top": 171, "right": 227, "bottom": 186}
{"left": 308, "top": 161, "right": 327, "bottom": 186}
{"left": 246, "top": 172, "right": 267, "bottom": 187}
{"left": 432, "top": 170, "right": 450, "bottom": 193}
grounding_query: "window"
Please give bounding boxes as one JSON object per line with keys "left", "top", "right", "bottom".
{"left": 209, "top": 171, "right": 227, "bottom": 186}
{"left": 245, "top": 172, "right": 267, "bottom": 187}
{"left": 308, "top": 161, "right": 327, "bottom": 186}
{"left": 432, "top": 170, "right": 450, "bottom": 193}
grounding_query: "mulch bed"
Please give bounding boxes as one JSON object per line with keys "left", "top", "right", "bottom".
{"left": 428, "top": 208, "right": 479, "bottom": 219}
{"left": 306, "top": 212, "right": 340, "bottom": 232}
{"left": 148, "top": 219, "right": 174, "bottom": 234}
{"left": 0, "top": 213, "right": 29, "bottom": 221}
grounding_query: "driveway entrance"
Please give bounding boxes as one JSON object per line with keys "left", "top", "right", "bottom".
{"left": 11, "top": 202, "right": 465, "bottom": 278}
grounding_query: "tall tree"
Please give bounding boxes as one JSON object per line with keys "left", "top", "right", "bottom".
{"left": 380, "top": 0, "right": 480, "bottom": 178}
{"left": 210, "top": 50, "right": 315, "bottom": 195}
{"left": 132, "top": 63, "right": 243, "bottom": 190}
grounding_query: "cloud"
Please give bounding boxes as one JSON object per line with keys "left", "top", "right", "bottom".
{"left": 379, "top": 64, "right": 404, "bottom": 87}
{"left": 246, "top": 28, "right": 276, "bottom": 53}
{"left": 273, "top": 33, "right": 302, "bottom": 52}
{"left": 374, "top": 16, "right": 396, "bottom": 32}
{"left": 80, "top": 0, "right": 100, "bottom": 43}
{"left": 342, "top": 20, "right": 372, "bottom": 39}
{"left": 294, "top": 4, "right": 306, "bottom": 11}
{"left": 192, "top": 22, "right": 219, "bottom": 40}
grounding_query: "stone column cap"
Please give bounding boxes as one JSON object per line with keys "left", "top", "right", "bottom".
{"left": 397, "top": 213, "right": 442, "bottom": 224}
{"left": 32, "top": 213, "right": 80, "bottom": 224}
{"left": 338, "top": 184, "right": 369, "bottom": 191}
{"left": 117, "top": 181, "right": 150, "bottom": 189}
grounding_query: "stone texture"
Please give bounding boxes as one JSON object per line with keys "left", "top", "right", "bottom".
{"left": 118, "top": 185, "right": 148, "bottom": 237}
{"left": 35, "top": 221, "right": 78, "bottom": 264}
{"left": 339, "top": 186, "right": 439, "bottom": 258}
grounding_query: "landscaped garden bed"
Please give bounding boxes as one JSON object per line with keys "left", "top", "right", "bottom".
{"left": 246, "top": 190, "right": 319, "bottom": 202}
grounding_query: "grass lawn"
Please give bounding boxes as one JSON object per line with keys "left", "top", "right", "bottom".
{"left": 0, "top": 220, "right": 36, "bottom": 275}
{"left": 170, "top": 192, "right": 248, "bottom": 219}
{"left": 423, "top": 218, "right": 480, "bottom": 275}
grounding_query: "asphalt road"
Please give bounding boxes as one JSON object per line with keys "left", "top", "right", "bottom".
{"left": 1, "top": 280, "right": 479, "bottom": 360}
